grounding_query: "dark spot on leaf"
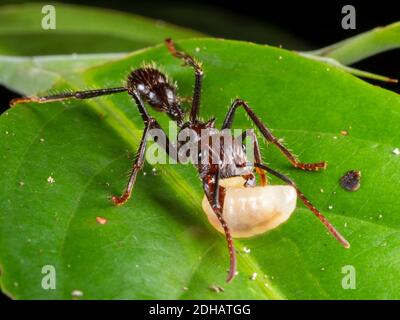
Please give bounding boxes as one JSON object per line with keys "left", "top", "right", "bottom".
{"left": 340, "top": 170, "right": 361, "bottom": 191}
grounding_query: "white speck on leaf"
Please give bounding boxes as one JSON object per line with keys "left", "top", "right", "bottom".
{"left": 328, "top": 205, "right": 333, "bottom": 210}
{"left": 40, "top": 138, "right": 45, "bottom": 143}
{"left": 392, "top": 148, "right": 400, "bottom": 155}
{"left": 250, "top": 272, "right": 258, "bottom": 281}
{"left": 71, "top": 290, "right": 83, "bottom": 298}
{"left": 47, "top": 176, "right": 55, "bottom": 184}
{"left": 243, "top": 246, "right": 251, "bottom": 254}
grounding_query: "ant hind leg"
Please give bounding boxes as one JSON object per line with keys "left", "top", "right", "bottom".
{"left": 203, "top": 168, "right": 237, "bottom": 282}
{"left": 253, "top": 162, "right": 350, "bottom": 248}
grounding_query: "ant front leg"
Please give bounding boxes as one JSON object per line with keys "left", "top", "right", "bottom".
{"left": 10, "top": 87, "right": 127, "bottom": 107}
{"left": 253, "top": 162, "right": 350, "bottom": 248}
{"left": 223, "top": 99, "right": 327, "bottom": 171}
{"left": 112, "top": 92, "right": 178, "bottom": 206}
{"left": 165, "top": 38, "right": 203, "bottom": 123}
{"left": 203, "top": 168, "right": 237, "bottom": 282}
{"left": 111, "top": 120, "right": 154, "bottom": 206}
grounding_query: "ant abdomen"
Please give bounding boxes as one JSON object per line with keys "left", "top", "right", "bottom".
{"left": 127, "top": 67, "right": 184, "bottom": 122}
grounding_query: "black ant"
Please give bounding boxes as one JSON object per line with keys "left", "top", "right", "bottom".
{"left": 10, "top": 39, "right": 350, "bottom": 282}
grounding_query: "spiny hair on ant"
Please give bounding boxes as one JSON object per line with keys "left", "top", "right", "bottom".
{"left": 10, "top": 38, "right": 350, "bottom": 283}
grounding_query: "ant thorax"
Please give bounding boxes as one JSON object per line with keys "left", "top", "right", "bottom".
{"left": 178, "top": 124, "right": 254, "bottom": 182}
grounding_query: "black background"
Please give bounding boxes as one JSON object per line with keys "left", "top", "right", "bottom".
{"left": 0, "top": 0, "right": 399, "bottom": 301}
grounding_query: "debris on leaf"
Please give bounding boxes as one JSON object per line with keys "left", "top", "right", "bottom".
{"left": 340, "top": 170, "right": 361, "bottom": 191}
{"left": 250, "top": 272, "right": 258, "bottom": 281}
{"left": 71, "top": 290, "right": 83, "bottom": 299}
{"left": 393, "top": 148, "right": 400, "bottom": 155}
{"left": 209, "top": 284, "right": 224, "bottom": 293}
{"left": 340, "top": 130, "right": 349, "bottom": 136}
{"left": 96, "top": 216, "right": 107, "bottom": 225}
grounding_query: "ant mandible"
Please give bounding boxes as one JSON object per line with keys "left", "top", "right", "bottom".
{"left": 10, "top": 39, "right": 350, "bottom": 282}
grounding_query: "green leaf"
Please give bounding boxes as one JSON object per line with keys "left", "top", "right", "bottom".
{"left": 301, "top": 22, "right": 400, "bottom": 83}
{"left": 0, "top": 3, "right": 203, "bottom": 55}
{"left": 1, "top": 38, "right": 400, "bottom": 299}
{"left": 308, "top": 22, "right": 400, "bottom": 65}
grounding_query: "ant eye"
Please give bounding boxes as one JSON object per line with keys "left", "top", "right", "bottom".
{"left": 202, "top": 177, "right": 297, "bottom": 238}
{"left": 166, "top": 89, "right": 175, "bottom": 104}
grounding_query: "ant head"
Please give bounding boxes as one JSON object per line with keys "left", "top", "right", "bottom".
{"left": 127, "top": 67, "right": 184, "bottom": 124}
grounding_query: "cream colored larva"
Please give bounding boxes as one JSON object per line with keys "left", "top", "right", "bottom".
{"left": 202, "top": 177, "right": 297, "bottom": 238}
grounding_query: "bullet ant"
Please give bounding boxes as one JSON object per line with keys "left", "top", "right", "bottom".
{"left": 11, "top": 39, "right": 350, "bottom": 282}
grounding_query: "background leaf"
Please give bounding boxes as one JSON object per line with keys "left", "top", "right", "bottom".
{"left": 0, "top": 2, "right": 201, "bottom": 95}
{"left": 1, "top": 38, "right": 400, "bottom": 299}
{"left": 301, "top": 22, "right": 400, "bottom": 83}
{"left": 0, "top": 2, "right": 203, "bottom": 55}
{"left": 307, "top": 22, "right": 400, "bottom": 65}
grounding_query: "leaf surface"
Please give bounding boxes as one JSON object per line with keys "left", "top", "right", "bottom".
{"left": 1, "top": 39, "right": 400, "bottom": 299}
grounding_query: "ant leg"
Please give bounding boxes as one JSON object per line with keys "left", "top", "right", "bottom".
{"left": 111, "top": 121, "right": 153, "bottom": 206}
{"left": 203, "top": 168, "right": 237, "bottom": 282}
{"left": 253, "top": 162, "right": 350, "bottom": 248}
{"left": 222, "top": 99, "right": 327, "bottom": 171}
{"left": 237, "top": 129, "right": 267, "bottom": 186}
{"left": 10, "top": 87, "right": 127, "bottom": 107}
{"left": 112, "top": 92, "right": 179, "bottom": 205}
{"left": 165, "top": 38, "right": 203, "bottom": 123}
